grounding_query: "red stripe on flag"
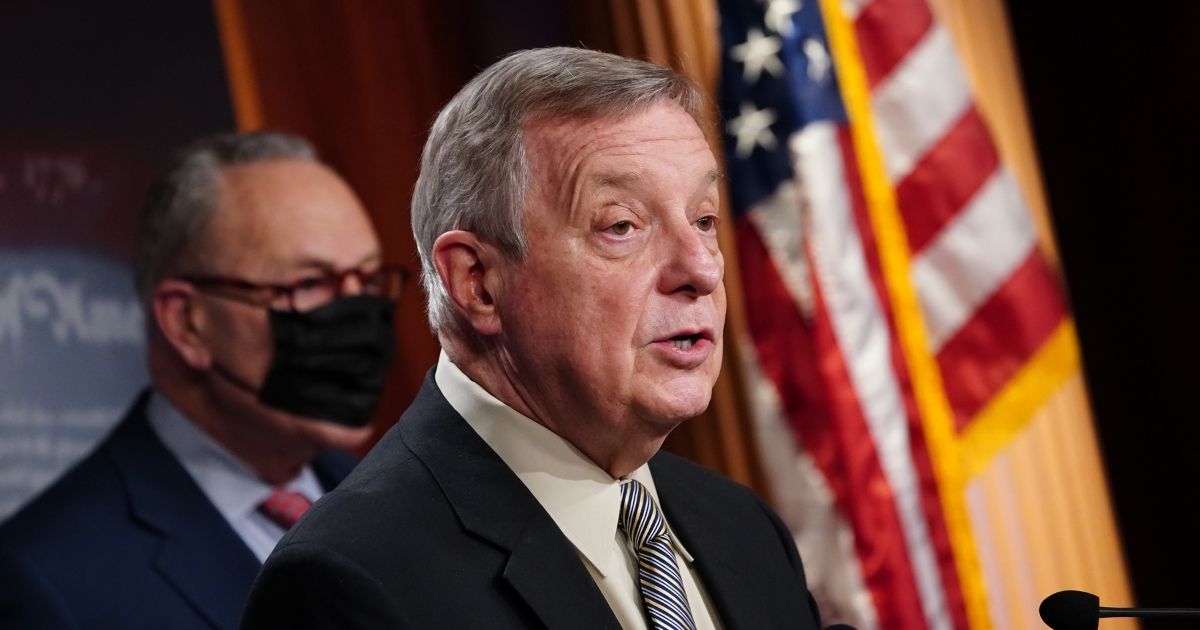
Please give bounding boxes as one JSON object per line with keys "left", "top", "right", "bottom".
{"left": 937, "top": 251, "right": 1067, "bottom": 430}
{"left": 894, "top": 106, "right": 1000, "bottom": 256}
{"left": 735, "top": 216, "right": 830, "bottom": 450}
{"left": 854, "top": 0, "right": 933, "bottom": 88}
{"left": 809, "top": 272, "right": 931, "bottom": 630}
{"left": 736, "top": 216, "right": 929, "bottom": 630}
{"left": 836, "top": 127, "right": 970, "bottom": 630}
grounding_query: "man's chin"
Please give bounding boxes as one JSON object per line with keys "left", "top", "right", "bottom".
{"left": 293, "top": 417, "right": 375, "bottom": 452}
{"left": 637, "top": 384, "right": 715, "bottom": 428}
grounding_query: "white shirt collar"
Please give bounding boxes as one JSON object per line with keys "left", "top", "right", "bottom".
{"left": 434, "top": 352, "right": 693, "bottom": 577}
{"left": 146, "top": 391, "right": 323, "bottom": 525}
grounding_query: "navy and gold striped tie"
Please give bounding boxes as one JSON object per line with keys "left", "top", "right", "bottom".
{"left": 618, "top": 479, "right": 697, "bottom": 630}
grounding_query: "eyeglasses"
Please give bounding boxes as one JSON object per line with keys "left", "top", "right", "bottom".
{"left": 180, "top": 264, "right": 408, "bottom": 313}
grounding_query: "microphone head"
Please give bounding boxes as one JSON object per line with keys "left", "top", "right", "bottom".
{"left": 1040, "top": 590, "right": 1100, "bottom": 630}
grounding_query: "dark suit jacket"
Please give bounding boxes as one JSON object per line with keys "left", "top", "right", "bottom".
{"left": 242, "top": 372, "right": 821, "bottom": 629}
{"left": 0, "top": 391, "right": 356, "bottom": 630}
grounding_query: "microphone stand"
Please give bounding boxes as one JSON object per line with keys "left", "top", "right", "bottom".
{"left": 1100, "top": 606, "right": 1200, "bottom": 619}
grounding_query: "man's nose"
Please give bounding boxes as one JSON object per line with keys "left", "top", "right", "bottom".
{"left": 658, "top": 223, "right": 723, "bottom": 297}
{"left": 339, "top": 270, "right": 366, "bottom": 296}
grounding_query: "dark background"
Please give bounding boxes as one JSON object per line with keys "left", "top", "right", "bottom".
{"left": 0, "top": 0, "right": 234, "bottom": 258}
{"left": 1006, "top": 2, "right": 1200, "bottom": 622}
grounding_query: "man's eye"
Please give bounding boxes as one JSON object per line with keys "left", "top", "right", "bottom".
{"left": 608, "top": 220, "right": 633, "bottom": 236}
{"left": 360, "top": 270, "right": 385, "bottom": 288}
{"left": 293, "top": 277, "right": 327, "bottom": 291}
{"left": 695, "top": 215, "right": 718, "bottom": 231}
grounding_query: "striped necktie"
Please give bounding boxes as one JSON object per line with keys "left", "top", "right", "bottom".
{"left": 618, "top": 479, "right": 697, "bottom": 630}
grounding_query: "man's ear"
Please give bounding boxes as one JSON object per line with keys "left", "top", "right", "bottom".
{"left": 432, "top": 230, "right": 504, "bottom": 336}
{"left": 152, "top": 280, "right": 213, "bottom": 370}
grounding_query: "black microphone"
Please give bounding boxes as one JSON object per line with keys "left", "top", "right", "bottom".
{"left": 1040, "top": 589, "right": 1200, "bottom": 629}
{"left": 824, "top": 625, "right": 857, "bottom": 630}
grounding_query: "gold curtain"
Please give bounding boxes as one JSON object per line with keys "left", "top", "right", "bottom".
{"left": 929, "top": 1, "right": 1135, "bottom": 626}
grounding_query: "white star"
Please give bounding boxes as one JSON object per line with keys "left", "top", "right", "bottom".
{"left": 764, "top": 0, "right": 801, "bottom": 37}
{"left": 804, "top": 37, "right": 831, "bottom": 82}
{"left": 730, "top": 29, "right": 785, "bottom": 83}
{"left": 727, "top": 102, "right": 778, "bottom": 158}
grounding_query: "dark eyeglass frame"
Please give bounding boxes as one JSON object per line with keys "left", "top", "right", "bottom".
{"left": 179, "top": 264, "right": 408, "bottom": 312}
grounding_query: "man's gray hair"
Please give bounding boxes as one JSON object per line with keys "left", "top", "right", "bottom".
{"left": 411, "top": 47, "right": 706, "bottom": 336}
{"left": 133, "top": 130, "right": 317, "bottom": 311}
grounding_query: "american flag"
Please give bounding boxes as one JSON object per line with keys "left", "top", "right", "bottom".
{"left": 718, "top": 0, "right": 1070, "bottom": 628}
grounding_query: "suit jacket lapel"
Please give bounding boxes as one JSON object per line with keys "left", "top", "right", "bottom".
{"left": 400, "top": 373, "right": 621, "bottom": 630}
{"left": 651, "top": 456, "right": 773, "bottom": 630}
{"left": 502, "top": 516, "right": 622, "bottom": 630}
{"left": 108, "top": 395, "right": 261, "bottom": 630}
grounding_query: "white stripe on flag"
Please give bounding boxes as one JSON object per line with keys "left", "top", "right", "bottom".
{"left": 738, "top": 333, "right": 878, "bottom": 630}
{"left": 840, "top": 0, "right": 871, "bottom": 21}
{"left": 747, "top": 180, "right": 816, "bottom": 319}
{"left": 911, "top": 169, "right": 1035, "bottom": 351}
{"left": 870, "top": 26, "right": 972, "bottom": 183}
{"left": 792, "top": 122, "right": 950, "bottom": 630}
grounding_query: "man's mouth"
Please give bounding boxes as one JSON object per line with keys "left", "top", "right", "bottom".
{"left": 667, "top": 333, "right": 704, "bottom": 350}
{"left": 651, "top": 328, "right": 716, "bottom": 367}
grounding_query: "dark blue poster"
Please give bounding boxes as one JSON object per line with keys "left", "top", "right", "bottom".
{"left": 0, "top": 1, "right": 235, "bottom": 519}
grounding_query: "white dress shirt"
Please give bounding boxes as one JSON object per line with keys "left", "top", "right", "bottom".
{"left": 435, "top": 352, "right": 723, "bottom": 630}
{"left": 146, "top": 391, "right": 324, "bottom": 563}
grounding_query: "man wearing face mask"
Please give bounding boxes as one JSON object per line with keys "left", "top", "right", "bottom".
{"left": 0, "top": 131, "right": 401, "bottom": 630}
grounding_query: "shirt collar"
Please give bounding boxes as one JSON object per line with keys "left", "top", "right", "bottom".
{"left": 627, "top": 466, "right": 695, "bottom": 564}
{"left": 434, "top": 352, "right": 693, "bottom": 575}
{"left": 146, "top": 391, "right": 322, "bottom": 523}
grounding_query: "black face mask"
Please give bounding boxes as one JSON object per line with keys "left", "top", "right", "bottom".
{"left": 224, "top": 294, "right": 397, "bottom": 428}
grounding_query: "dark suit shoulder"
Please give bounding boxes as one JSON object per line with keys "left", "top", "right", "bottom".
{"left": 650, "top": 448, "right": 798, "bottom": 559}
{"left": 650, "top": 448, "right": 821, "bottom": 628}
{"left": 247, "top": 376, "right": 580, "bottom": 629}
{"left": 273, "top": 421, "right": 458, "bottom": 573}
{"left": 242, "top": 541, "right": 411, "bottom": 629}
{"left": 1, "top": 391, "right": 153, "bottom": 533}
{"left": 650, "top": 449, "right": 765, "bottom": 506}
{"left": 0, "top": 426, "right": 131, "bottom": 551}
{"left": 249, "top": 426, "right": 516, "bottom": 630}
{"left": 0, "top": 394, "right": 261, "bottom": 630}
{"left": 0, "top": 439, "right": 130, "bottom": 630}
{"left": 284, "top": 426, "right": 425, "bottom": 552}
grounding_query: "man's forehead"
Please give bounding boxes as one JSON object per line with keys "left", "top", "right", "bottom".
{"left": 201, "top": 160, "right": 377, "bottom": 272}
{"left": 219, "top": 159, "right": 328, "bottom": 198}
{"left": 523, "top": 101, "right": 707, "bottom": 155}
{"left": 590, "top": 167, "right": 722, "bottom": 190}
{"left": 525, "top": 109, "right": 714, "bottom": 196}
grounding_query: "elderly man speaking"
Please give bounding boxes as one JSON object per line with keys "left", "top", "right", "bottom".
{"left": 243, "top": 48, "right": 822, "bottom": 630}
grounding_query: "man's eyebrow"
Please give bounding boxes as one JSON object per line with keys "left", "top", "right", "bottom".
{"left": 592, "top": 168, "right": 723, "bottom": 188}
{"left": 592, "top": 171, "right": 642, "bottom": 189}
{"left": 291, "top": 250, "right": 383, "bottom": 273}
